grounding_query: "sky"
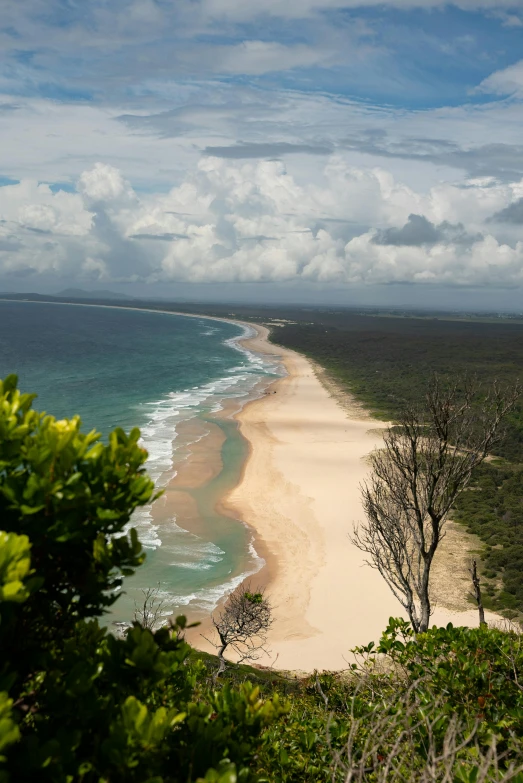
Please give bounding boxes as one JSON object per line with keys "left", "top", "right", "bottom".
{"left": 2, "top": 1, "right": 523, "bottom": 308}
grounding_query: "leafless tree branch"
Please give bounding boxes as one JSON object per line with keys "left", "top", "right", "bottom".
{"left": 205, "top": 582, "right": 272, "bottom": 676}
{"left": 133, "top": 584, "right": 167, "bottom": 631}
{"left": 330, "top": 677, "right": 523, "bottom": 782}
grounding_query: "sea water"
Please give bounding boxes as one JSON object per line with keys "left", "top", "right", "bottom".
{"left": 0, "top": 300, "right": 281, "bottom": 626}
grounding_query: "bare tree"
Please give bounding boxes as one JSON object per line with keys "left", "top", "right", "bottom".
{"left": 206, "top": 583, "right": 272, "bottom": 675}
{"left": 469, "top": 559, "right": 486, "bottom": 627}
{"left": 133, "top": 584, "right": 167, "bottom": 631}
{"left": 352, "top": 375, "right": 520, "bottom": 633}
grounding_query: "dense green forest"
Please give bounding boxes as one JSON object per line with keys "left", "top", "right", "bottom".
{"left": 2, "top": 374, "right": 523, "bottom": 782}
{"left": 453, "top": 463, "right": 523, "bottom": 617}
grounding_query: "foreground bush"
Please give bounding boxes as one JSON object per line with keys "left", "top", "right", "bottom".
{"left": 0, "top": 376, "right": 284, "bottom": 782}
{"left": 253, "top": 619, "right": 523, "bottom": 781}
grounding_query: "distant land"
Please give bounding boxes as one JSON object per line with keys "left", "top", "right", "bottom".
{"left": 56, "top": 288, "right": 136, "bottom": 301}
{"left": 1, "top": 290, "right": 523, "bottom": 322}
{"left": 0, "top": 289, "right": 136, "bottom": 302}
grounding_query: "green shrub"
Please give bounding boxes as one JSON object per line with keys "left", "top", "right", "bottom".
{"left": 0, "top": 376, "right": 284, "bottom": 783}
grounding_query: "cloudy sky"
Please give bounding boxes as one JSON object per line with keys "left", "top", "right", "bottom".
{"left": 2, "top": 0, "right": 523, "bottom": 308}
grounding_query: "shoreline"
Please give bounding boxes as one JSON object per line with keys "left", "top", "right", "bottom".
{"left": 189, "top": 322, "right": 503, "bottom": 671}
{"left": 5, "top": 298, "right": 278, "bottom": 629}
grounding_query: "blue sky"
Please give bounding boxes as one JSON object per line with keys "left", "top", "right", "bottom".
{"left": 1, "top": 0, "right": 523, "bottom": 307}
{"left": 3, "top": 2, "right": 523, "bottom": 108}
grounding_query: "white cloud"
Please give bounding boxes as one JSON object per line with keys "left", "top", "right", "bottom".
{"left": 478, "top": 59, "right": 523, "bottom": 97}
{"left": 78, "top": 163, "right": 136, "bottom": 205}
{"left": 0, "top": 180, "right": 91, "bottom": 236}
{"left": 342, "top": 231, "right": 523, "bottom": 285}
{"left": 201, "top": 0, "right": 523, "bottom": 22}
{"left": 494, "top": 12, "right": 523, "bottom": 27}
{"left": 214, "top": 41, "right": 331, "bottom": 76}
{"left": 3, "top": 153, "right": 523, "bottom": 288}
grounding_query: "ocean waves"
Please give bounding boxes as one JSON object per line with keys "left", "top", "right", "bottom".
{"left": 133, "top": 322, "right": 281, "bottom": 551}
{"left": 144, "top": 532, "right": 265, "bottom": 616}
{"left": 116, "top": 319, "right": 280, "bottom": 625}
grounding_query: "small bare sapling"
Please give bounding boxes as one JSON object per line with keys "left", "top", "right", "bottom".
{"left": 133, "top": 584, "right": 168, "bottom": 631}
{"left": 207, "top": 583, "right": 272, "bottom": 675}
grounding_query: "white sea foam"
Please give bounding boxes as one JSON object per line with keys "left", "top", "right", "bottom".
{"left": 172, "top": 561, "right": 266, "bottom": 614}
{"left": 131, "top": 565, "right": 264, "bottom": 616}
{"left": 135, "top": 327, "right": 280, "bottom": 497}
{"left": 127, "top": 507, "right": 162, "bottom": 550}
{"left": 161, "top": 532, "right": 265, "bottom": 614}
{"left": 124, "top": 320, "right": 282, "bottom": 617}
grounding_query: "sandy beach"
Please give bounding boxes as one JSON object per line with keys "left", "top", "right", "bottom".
{"left": 191, "top": 322, "right": 500, "bottom": 672}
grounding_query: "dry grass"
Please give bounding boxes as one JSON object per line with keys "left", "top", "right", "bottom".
{"left": 331, "top": 680, "right": 523, "bottom": 782}
{"left": 431, "top": 520, "right": 483, "bottom": 613}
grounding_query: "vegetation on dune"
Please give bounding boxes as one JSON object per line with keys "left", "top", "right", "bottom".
{"left": 453, "top": 461, "right": 523, "bottom": 617}
{"left": 2, "top": 372, "right": 523, "bottom": 781}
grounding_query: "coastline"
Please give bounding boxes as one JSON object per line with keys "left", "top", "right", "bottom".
{"left": 4, "top": 298, "right": 278, "bottom": 627}
{"left": 5, "top": 299, "right": 502, "bottom": 662}
{"left": 188, "top": 322, "right": 503, "bottom": 671}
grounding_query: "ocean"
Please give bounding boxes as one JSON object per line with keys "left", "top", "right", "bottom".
{"left": 0, "top": 300, "right": 281, "bottom": 627}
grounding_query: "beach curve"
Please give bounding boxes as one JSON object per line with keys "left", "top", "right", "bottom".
{"left": 192, "top": 322, "right": 502, "bottom": 672}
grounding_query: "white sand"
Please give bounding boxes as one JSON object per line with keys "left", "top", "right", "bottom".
{"left": 223, "top": 324, "right": 500, "bottom": 672}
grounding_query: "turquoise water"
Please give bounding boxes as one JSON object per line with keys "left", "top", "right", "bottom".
{"left": 0, "top": 300, "right": 280, "bottom": 625}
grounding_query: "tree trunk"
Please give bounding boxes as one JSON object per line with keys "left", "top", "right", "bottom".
{"left": 406, "top": 600, "right": 421, "bottom": 634}
{"left": 214, "top": 641, "right": 227, "bottom": 680}
{"left": 418, "top": 558, "right": 432, "bottom": 633}
{"left": 470, "top": 559, "right": 486, "bottom": 627}
{"left": 418, "top": 596, "right": 431, "bottom": 634}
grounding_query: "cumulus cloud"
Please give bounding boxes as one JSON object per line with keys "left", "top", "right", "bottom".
{"left": 478, "top": 59, "right": 523, "bottom": 97}
{"left": 373, "top": 214, "right": 480, "bottom": 247}
{"left": 342, "top": 232, "right": 523, "bottom": 286}
{"left": 2, "top": 157, "right": 523, "bottom": 289}
{"left": 490, "top": 198, "right": 523, "bottom": 224}
{"left": 0, "top": 165, "right": 150, "bottom": 283}
{"left": 78, "top": 163, "right": 136, "bottom": 206}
